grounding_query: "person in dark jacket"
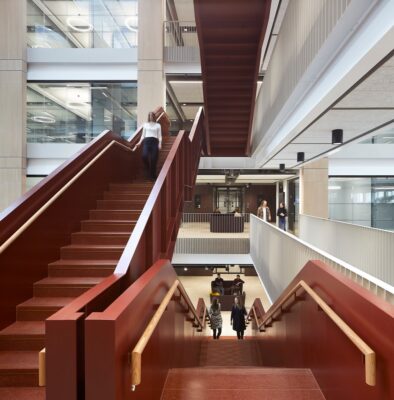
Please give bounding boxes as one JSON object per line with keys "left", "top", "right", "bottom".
{"left": 231, "top": 274, "right": 244, "bottom": 295}
{"left": 231, "top": 297, "right": 247, "bottom": 339}
{"left": 276, "top": 202, "right": 288, "bottom": 231}
{"left": 213, "top": 273, "right": 224, "bottom": 295}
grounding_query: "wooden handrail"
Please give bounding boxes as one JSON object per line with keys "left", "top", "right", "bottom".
{"left": 130, "top": 279, "right": 205, "bottom": 391}
{"left": 177, "top": 281, "right": 205, "bottom": 331}
{"left": 0, "top": 140, "right": 132, "bottom": 255}
{"left": 257, "top": 280, "right": 376, "bottom": 386}
{"left": 39, "top": 348, "right": 45, "bottom": 387}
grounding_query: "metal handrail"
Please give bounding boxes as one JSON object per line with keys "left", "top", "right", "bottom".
{"left": 255, "top": 280, "right": 376, "bottom": 386}
{"left": 130, "top": 279, "right": 205, "bottom": 391}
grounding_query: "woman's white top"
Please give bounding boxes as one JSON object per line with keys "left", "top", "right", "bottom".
{"left": 141, "top": 122, "right": 162, "bottom": 144}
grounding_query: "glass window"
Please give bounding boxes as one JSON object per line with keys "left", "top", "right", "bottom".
{"left": 27, "top": 0, "right": 138, "bottom": 49}
{"left": 27, "top": 82, "right": 137, "bottom": 143}
{"left": 328, "top": 177, "right": 394, "bottom": 231}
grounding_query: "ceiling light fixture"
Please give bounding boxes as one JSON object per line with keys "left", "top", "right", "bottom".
{"left": 66, "top": 17, "right": 93, "bottom": 33}
{"left": 67, "top": 102, "right": 87, "bottom": 109}
{"left": 328, "top": 185, "right": 341, "bottom": 190}
{"left": 332, "top": 129, "right": 343, "bottom": 144}
{"left": 32, "top": 115, "right": 56, "bottom": 124}
{"left": 125, "top": 17, "right": 138, "bottom": 32}
{"left": 297, "top": 152, "right": 305, "bottom": 162}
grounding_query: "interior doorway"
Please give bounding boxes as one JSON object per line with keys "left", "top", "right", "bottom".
{"left": 215, "top": 187, "right": 244, "bottom": 213}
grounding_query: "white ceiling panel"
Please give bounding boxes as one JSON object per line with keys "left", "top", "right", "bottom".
{"left": 174, "top": 0, "right": 196, "bottom": 22}
{"left": 182, "top": 105, "right": 201, "bottom": 119}
{"left": 170, "top": 81, "right": 203, "bottom": 103}
{"left": 262, "top": 54, "right": 394, "bottom": 169}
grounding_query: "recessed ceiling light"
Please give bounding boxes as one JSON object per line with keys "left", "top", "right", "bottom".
{"left": 182, "top": 103, "right": 187, "bottom": 106}
{"left": 125, "top": 17, "right": 138, "bottom": 32}
{"left": 32, "top": 115, "right": 56, "bottom": 124}
{"left": 67, "top": 102, "right": 87, "bottom": 109}
{"left": 66, "top": 17, "right": 93, "bottom": 33}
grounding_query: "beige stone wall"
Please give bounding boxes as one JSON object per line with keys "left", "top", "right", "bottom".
{"left": 300, "top": 158, "right": 328, "bottom": 218}
{"left": 0, "top": 0, "right": 27, "bottom": 212}
{"left": 137, "top": 0, "right": 166, "bottom": 125}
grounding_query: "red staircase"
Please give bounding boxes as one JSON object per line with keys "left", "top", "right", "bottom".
{"left": 194, "top": 0, "right": 271, "bottom": 156}
{"left": 0, "top": 137, "right": 175, "bottom": 399}
{"left": 162, "top": 338, "right": 325, "bottom": 400}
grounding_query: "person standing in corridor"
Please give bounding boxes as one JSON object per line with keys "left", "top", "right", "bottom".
{"left": 257, "top": 200, "right": 271, "bottom": 222}
{"left": 231, "top": 297, "right": 247, "bottom": 339}
{"left": 277, "top": 202, "right": 288, "bottom": 231}
{"left": 133, "top": 112, "right": 162, "bottom": 180}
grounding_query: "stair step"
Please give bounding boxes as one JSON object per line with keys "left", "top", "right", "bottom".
{"left": 89, "top": 210, "right": 141, "bottom": 220}
{"left": 108, "top": 183, "right": 153, "bottom": 193}
{"left": 33, "top": 276, "right": 105, "bottom": 297}
{"left": 71, "top": 232, "right": 130, "bottom": 245}
{"left": 48, "top": 259, "right": 117, "bottom": 277}
{"left": 60, "top": 244, "right": 124, "bottom": 260}
{"left": 0, "top": 322, "right": 44, "bottom": 351}
{"left": 0, "top": 387, "right": 45, "bottom": 400}
{"left": 103, "top": 192, "right": 149, "bottom": 201}
{"left": 96, "top": 199, "right": 146, "bottom": 210}
{"left": 0, "top": 351, "right": 40, "bottom": 387}
{"left": 162, "top": 368, "right": 325, "bottom": 400}
{"left": 199, "top": 338, "right": 262, "bottom": 367}
{"left": 16, "top": 297, "right": 73, "bottom": 321}
{"left": 81, "top": 220, "right": 136, "bottom": 233}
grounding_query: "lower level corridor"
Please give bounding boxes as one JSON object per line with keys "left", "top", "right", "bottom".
{"left": 179, "top": 272, "right": 270, "bottom": 336}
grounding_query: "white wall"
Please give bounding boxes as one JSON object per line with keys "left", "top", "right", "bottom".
{"left": 27, "top": 48, "right": 138, "bottom": 81}
{"left": 27, "top": 143, "right": 85, "bottom": 175}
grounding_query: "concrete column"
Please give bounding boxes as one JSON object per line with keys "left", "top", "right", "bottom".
{"left": 300, "top": 158, "right": 328, "bottom": 218}
{"left": 0, "top": 0, "right": 27, "bottom": 212}
{"left": 137, "top": 0, "right": 166, "bottom": 126}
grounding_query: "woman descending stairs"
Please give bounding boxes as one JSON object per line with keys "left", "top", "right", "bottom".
{"left": 162, "top": 337, "right": 326, "bottom": 400}
{"left": 0, "top": 137, "right": 175, "bottom": 399}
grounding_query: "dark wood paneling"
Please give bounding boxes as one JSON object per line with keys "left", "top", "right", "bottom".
{"left": 184, "top": 184, "right": 277, "bottom": 221}
{"left": 257, "top": 260, "right": 394, "bottom": 400}
{"left": 245, "top": 184, "right": 276, "bottom": 222}
{"left": 184, "top": 185, "right": 213, "bottom": 213}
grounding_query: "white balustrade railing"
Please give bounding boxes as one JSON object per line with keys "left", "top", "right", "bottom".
{"left": 174, "top": 213, "right": 251, "bottom": 255}
{"left": 182, "top": 213, "right": 251, "bottom": 224}
{"left": 164, "top": 21, "right": 200, "bottom": 63}
{"left": 250, "top": 215, "right": 394, "bottom": 305}
{"left": 299, "top": 214, "right": 394, "bottom": 287}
